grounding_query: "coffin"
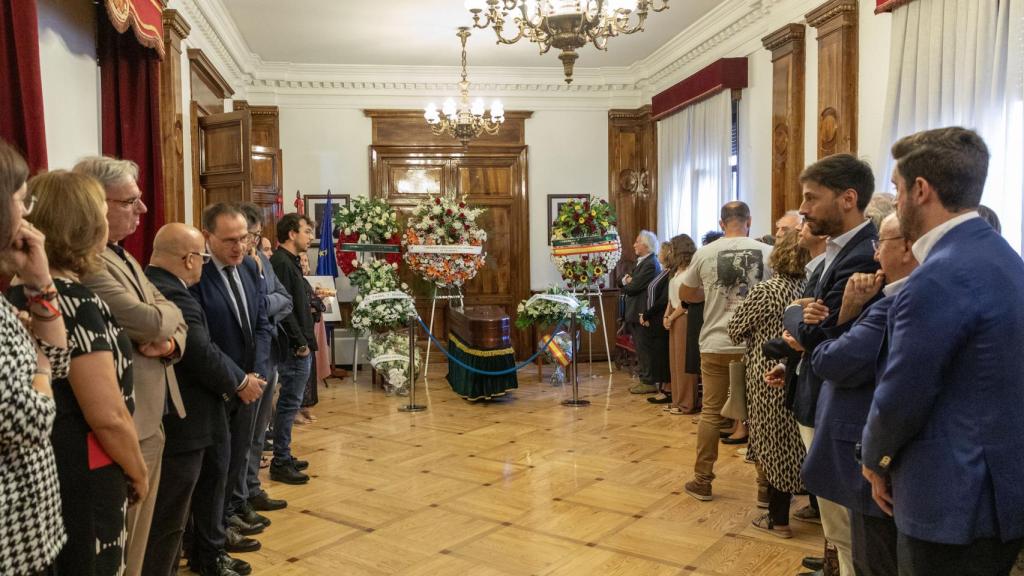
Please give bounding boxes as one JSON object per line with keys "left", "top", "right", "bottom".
{"left": 446, "top": 305, "right": 511, "bottom": 350}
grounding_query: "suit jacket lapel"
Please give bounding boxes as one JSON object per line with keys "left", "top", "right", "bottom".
{"left": 817, "top": 223, "right": 878, "bottom": 296}
{"left": 204, "top": 260, "right": 245, "bottom": 333}
{"left": 103, "top": 248, "right": 146, "bottom": 301}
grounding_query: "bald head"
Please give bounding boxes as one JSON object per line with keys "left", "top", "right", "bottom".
{"left": 151, "top": 223, "right": 207, "bottom": 286}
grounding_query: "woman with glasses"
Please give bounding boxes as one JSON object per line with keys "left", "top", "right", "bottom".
{"left": 0, "top": 140, "right": 70, "bottom": 575}
{"left": 8, "top": 170, "right": 147, "bottom": 576}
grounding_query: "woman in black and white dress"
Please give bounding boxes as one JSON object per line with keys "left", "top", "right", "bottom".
{"left": 0, "top": 140, "right": 70, "bottom": 575}
{"left": 9, "top": 171, "right": 146, "bottom": 576}
{"left": 727, "top": 229, "right": 810, "bottom": 538}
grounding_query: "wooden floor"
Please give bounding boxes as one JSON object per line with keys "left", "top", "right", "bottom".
{"left": 225, "top": 363, "right": 825, "bottom": 575}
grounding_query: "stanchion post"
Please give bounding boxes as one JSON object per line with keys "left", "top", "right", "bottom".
{"left": 562, "top": 311, "right": 590, "bottom": 407}
{"left": 399, "top": 312, "right": 426, "bottom": 413}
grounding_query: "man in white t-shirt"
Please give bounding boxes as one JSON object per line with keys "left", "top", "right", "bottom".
{"left": 679, "top": 200, "right": 772, "bottom": 501}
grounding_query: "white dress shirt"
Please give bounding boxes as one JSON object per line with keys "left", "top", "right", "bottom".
{"left": 821, "top": 219, "right": 872, "bottom": 279}
{"left": 911, "top": 211, "right": 980, "bottom": 263}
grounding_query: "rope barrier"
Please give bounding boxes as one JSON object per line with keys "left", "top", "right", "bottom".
{"left": 414, "top": 315, "right": 568, "bottom": 376}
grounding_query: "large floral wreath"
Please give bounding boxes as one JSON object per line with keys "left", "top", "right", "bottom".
{"left": 349, "top": 259, "right": 415, "bottom": 334}
{"left": 403, "top": 196, "right": 487, "bottom": 287}
{"left": 550, "top": 197, "right": 621, "bottom": 289}
{"left": 333, "top": 197, "right": 403, "bottom": 275}
{"left": 514, "top": 286, "right": 597, "bottom": 333}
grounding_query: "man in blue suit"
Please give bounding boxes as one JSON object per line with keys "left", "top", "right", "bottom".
{"left": 190, "top": 203, "right": 272, "bottom": 574}
{"left": 777, "top": 153, "right": 880, "bottom": 576}
{"left": 802, "top": 213, "right": 918, "bottom": 576}
{"left": 862, "top": 127, "right": 1024, "bottom": 575}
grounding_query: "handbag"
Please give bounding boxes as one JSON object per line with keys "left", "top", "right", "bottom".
{"left": 722, "top": 358, "right": 748, "bottom": 421}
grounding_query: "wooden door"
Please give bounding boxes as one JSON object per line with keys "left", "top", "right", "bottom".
{"left": 196, "top": 110, "right": 252, "bottom": 216}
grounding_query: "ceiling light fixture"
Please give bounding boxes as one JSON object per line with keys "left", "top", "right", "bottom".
{"left": 424, "top": 27, "right": 504, "bottom": 147}
{"left": 465, "top": 0, "right": 669, "bottom": 84}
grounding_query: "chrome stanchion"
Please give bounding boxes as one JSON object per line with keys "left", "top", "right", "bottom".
{"left": 561, "top": 312, "right": 589, "bottom": 407}
{"left": 399, "top": 314, "right": 426, "bottom": 413}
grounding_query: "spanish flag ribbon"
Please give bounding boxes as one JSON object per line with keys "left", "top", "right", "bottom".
{"left": 542, "top": 334, "right": 571, "bottom": 367}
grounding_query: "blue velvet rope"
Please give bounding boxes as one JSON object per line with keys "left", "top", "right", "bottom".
{"left": 415, "top": 315, "right": 569, "bottom": 376}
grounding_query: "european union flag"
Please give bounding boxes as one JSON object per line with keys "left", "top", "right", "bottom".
{"left": 316, "top": 193, "right": 339, "bottom": 278}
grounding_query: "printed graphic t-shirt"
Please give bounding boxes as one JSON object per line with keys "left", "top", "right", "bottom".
{"left": 681, "top": 236, "right": 773, "bottom": 354}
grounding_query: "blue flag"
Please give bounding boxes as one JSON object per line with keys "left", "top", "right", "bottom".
{"left": 316, "top": 193, "right": 339, "bottom": 278}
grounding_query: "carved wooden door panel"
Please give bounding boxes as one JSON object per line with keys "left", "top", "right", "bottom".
{"left": 196, "top": 110, "right": 252, "bottom": 213}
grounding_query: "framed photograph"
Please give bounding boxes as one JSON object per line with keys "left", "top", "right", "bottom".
{"left": 547, "top": 193, "right": 589, "bottom": 244}
{"left": 304, "top": 275, "right": 343, "bottom": 323}
{"left": 304, "top": 194, "right": 350, "bottom": 241}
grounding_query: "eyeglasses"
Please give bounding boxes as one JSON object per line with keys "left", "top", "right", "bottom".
{"left": 247, "top": 231, "right": 263, "bottom": 245}
{"left": 871, "top": 236, "right": 904, "bottom": 251}
{"left": 21, "top": 194, "right": 35, "bottom": 216}
{"left": 107, "top": 196, "right": 145, "bottom": 210}
{"left": 182, "top": 251, "right": 212, "bottom": 264}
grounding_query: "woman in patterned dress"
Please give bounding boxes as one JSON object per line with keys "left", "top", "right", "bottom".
{"left": 727, "top": 228, "right": 810, "bottom": 538}
{"left": 0, "top": 141, "right": 70, "bottom": 575}
{"left": 9, "top": 171, "right": 147, "bottom": 575}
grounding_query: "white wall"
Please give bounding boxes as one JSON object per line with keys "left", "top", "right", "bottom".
{"left": 277, "top": 108, "right": 372, "bottom": 205}
{"left": 738, "top": 46, "right": 773, "bottom": 237}
{"left": 857, "top": 0, "right": 893, "bottom": 182}
{"left": 36, "top": 0, "right": 100, "bottom": 170}
{"left": 525, "top": 110, "right": 608, "bottom": 290}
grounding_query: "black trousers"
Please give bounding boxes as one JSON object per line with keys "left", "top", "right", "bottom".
{"left": 629, "top": 321, "right": 651, "bottom": 385}
{"left": 190, "top": 421, "right": 229, "bottom": 568}
{"left": 897, "top": 532, "right": 1023, "bottom": 576}
{"left": 142, "top": 447, "right": 205, "bottom": 576}
{"left": 768, "top": 486, "right": 792, "bottom": 526}
{"left": 224, "top": 398, "right": 256, "bottom": 521}
{"left": 850, "top": 510, "right": 898, "bottom": 576}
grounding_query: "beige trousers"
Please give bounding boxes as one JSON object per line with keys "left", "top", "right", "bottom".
{"left": 693, "top": 352, "right": 744, "bottom": 484}
{"left": 799, "top": 424, "right": 855, "bottom": 576}
{"left": 125, "top": 427, "right": 165, "bottom": 576}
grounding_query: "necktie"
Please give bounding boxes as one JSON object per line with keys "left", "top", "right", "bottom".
{"left": 225, "top": 266, "right": 253, "bottom": 345}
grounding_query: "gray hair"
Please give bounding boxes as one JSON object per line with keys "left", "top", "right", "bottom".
{"left": 637, "top": 230, "right": 658, "bottom": 253}
{"left": 73, "top": 156, "right": 139, "bottom": 190}
{"left": 865, "top": 192, "right": 896, "bottom": 231}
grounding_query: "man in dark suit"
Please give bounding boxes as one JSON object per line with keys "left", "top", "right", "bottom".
{"left": 191, "top": 204, "right": 271, "bottom": 571}
{"left": 621, "top": 230, "right": 660, "bottom": 394}
{"left": 777, "top": 153, "right": 880, "bottom": 576}
{"left": 801, "top": 214, "right": 918, "bottom": 576}
{"left": 862, "top": 127, "right": 1024, "bottom": 575}
{"left": 142, "top": 223, "right": 259, "bottom": 576}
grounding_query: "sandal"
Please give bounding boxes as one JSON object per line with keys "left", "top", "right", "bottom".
{"left": 751, "top": 513, "right": 793, "bottom": 539}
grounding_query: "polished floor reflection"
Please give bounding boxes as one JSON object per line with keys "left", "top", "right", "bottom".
{"left": 210, "top": 363, "right": 825, "bottom": 575}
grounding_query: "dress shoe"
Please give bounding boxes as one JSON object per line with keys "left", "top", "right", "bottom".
{"left": 223, "top": 555, "right": 251, "bottom": 576}
{"left": 721, "top": 435, "right": 748, "bottom": 445}
{"left": 289, "top": 456, "right": 309, "bottom": 471}
{"left": 198, "top": 555, "right": 240, "bottom": 576}
{"left": 270, "top": 460, "right": 310, "bottom": 485}
{"left": 797, "top": 571, "right": 823, "bottom": 576}
{"left": 249, "top": 492, "right": 287, "bottom": 511}
{"left": 224, "top": 526, "right": 261, "bottom": 553}
{"left": 629, "top": 383, "right": 658, "bottom": 394}
{"left": 801, "top": 557, "right": 825, "bottom": 571}
{"left": 238, "top": 501, "right": 271, "bottom": 528}
{"left": 227, "top": 514, "right": 264, "bottom": 536}
{"left": 647, "top": 393, "right": 672, "bottom": 404}
{"left": 262, "top": 437, "right": 273, "bottom": 452}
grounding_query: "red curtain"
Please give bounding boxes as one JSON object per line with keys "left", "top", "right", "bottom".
{"left": 98, "top": 11, "right": 163, "bottom": 264}
{"left": 0, "top": 0, "right": 47, "bottom": 173}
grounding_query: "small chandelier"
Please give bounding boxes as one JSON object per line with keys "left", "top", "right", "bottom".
{"left": 424, "top": 27, "right": 505, "bottom": 147}
{"left": 466, "top": 0, "right": 669, "bottom": 84}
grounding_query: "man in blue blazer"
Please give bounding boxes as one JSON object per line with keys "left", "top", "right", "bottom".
{"left": 777, "top": 153, "right": 880, "bottom": 576}
{"left": 862, "top": 127, "right": 1024, "bottom": 575}
{"left": 802, "top": 214, "right": 918, "bottom": 576}
{"left": 191, "top": 203, "right": 272, "bottom": 573}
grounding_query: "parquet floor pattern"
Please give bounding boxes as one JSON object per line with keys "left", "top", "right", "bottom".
{"left": 213, "top": 364, "right": 825, "bottom": 575}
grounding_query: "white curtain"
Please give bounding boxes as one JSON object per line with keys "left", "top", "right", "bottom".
{"left": 879, "top": 0, "right": 1024, "bottom": 252}
{"left": 657, "top": 90, "right": 733, "bottom": 243}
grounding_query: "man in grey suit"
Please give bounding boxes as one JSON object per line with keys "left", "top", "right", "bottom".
{"left": 75, "top": 156, "right": 188, "bottom": 576}
{"left": 622, "top": 230, "right": 660, "bottom": 394}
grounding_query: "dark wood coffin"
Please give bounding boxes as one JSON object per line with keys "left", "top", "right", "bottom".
{"left": 446, "top": 305, "right": 511, "bottom": 350}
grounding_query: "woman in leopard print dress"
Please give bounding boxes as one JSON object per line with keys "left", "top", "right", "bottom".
{"left": 728, "top": 229, "right": 810, "bottom": 538}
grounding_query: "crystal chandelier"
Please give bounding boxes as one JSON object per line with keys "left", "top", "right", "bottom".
{"left": 465, "top": 0, "right": 669, "bottom": 84}
{"left": 424, "top": 27, "right": 505, "bottom": 147}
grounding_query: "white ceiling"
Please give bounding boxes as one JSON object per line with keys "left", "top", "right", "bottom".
{"left": 220, "top": 0, "right": 727, "bottom": 70}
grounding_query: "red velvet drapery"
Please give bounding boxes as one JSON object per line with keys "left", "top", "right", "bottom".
{"left": 98, "top": 11, "right": 164, "bottom": 264}
{"left": 0, "top": 0, "right": 47, "bottom": 173}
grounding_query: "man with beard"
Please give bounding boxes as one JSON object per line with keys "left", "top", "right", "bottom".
{"left": 861, "top": 128, "right": 1024, "bottom": 576}
{"left": 776, "top": 153, "right": 880, "bottom": 576}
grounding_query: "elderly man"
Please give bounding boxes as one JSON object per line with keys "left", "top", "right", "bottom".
{"left": 143, "top": 223, "right": 256, "bottom": 576}
{"left": 622, "top": 230, "right": 661, "bottom": 394}
{"left": 798, "top": 214, "right": 918, "bottom": 576}
{"left": 862, "top": 128, "right": 1024, "bottom": 576}
{"left": 775, "top": 210, "right": 802, "bottom": 241}
{"left": 74, "top": 156, "right": 187, "bottom": 576}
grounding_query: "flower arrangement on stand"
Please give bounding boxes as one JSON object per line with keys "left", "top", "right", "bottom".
{"left": 514, "top": 286, "right": 597, "bottom": 333}
{"left": 368, "top": 331, "right": 422, "bottom": 396}
{"left": 334, "top": 197, "right": 403, "bottom": 275}
{"left": 403, "top": 195, "right": 487, "bottom": 287}
{"left": 550, "top": 197, "right": 621, "bottom": 290}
